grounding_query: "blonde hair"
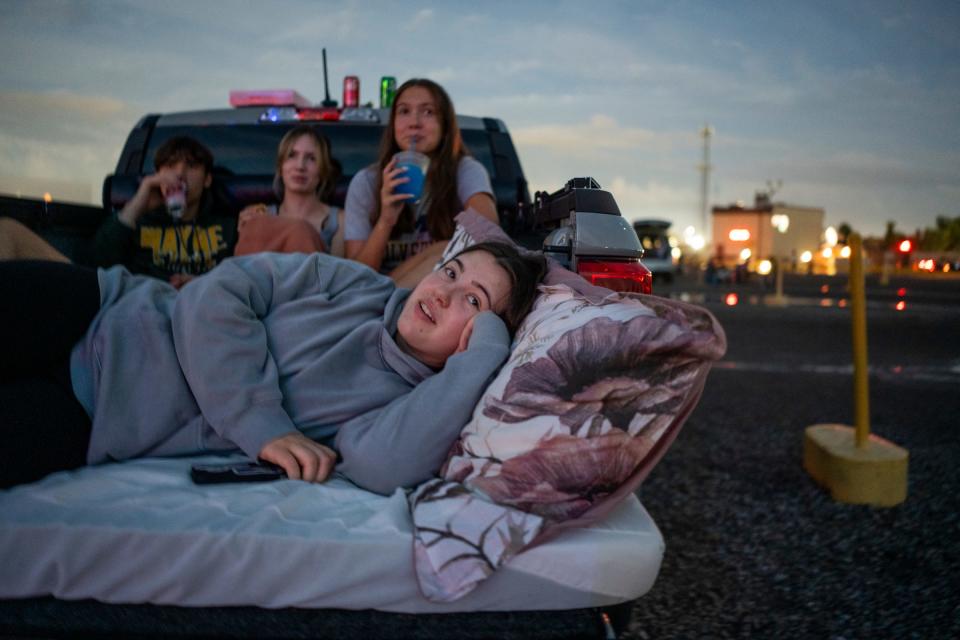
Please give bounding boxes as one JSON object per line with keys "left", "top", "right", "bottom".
{"left": 273, "top": 126, "right": 337, "bottom": 202}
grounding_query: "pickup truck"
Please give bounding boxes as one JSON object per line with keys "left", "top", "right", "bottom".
{"left": 0, "top": 94, "right": 657, "bottom": 639}
{"left": 2, "top": 91, "right": 651, "bottom": 293}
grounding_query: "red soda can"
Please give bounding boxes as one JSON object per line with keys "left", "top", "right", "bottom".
{"left": 343, "top": 75, "right": 360, "bottom": 108}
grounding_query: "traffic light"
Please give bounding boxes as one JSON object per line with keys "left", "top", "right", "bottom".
{"left": 898, "top": 239, "right": 912, "bottom": 253}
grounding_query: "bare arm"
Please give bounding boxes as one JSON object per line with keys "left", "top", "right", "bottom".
{"left": 389, "top": 241, "right": 447, "bottom": 289}
{"left": 464, "top": 192, "right": 498, "bottom": 224}
{"left": 345, "top": 219, "right": 395, "bottom": 270}
{"left": 117, "top": 171, "right": 177, "bottom": 228}
{"left": 0, "top": 218, "right": 69, "bottom": 262}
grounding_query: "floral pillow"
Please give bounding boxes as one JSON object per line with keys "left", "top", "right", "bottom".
{"left": 409, "top": 210, "right": 726, "bottom": 602}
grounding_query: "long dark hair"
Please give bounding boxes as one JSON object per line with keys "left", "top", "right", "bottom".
{"left": 370, "top": 78, "right": 468, "bottom": 241}
{"left": 452, "top": 242, "right": 547, "bottom": 335}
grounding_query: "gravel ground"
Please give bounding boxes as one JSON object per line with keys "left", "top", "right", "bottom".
{"left": 621, "top": 293, "right": 960, "bottom": 639}
{"left": 3, "top": 275, "right": 957, "bottom": 640}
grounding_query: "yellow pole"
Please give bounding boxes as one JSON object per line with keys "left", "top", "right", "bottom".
{"left": 803, "top": 232, "right": 908, "bottom": 506}
{"left": 849, "top": 233, "right": 870, "bottom": 448}
{"left": 775, "top": 257, "right": 784, "bottom": 301}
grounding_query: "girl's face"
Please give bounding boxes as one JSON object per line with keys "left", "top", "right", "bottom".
{"left": 281, "top": 134, "right": 322, "bottom": 195}
{"left": 393, "top": 86, "right": 442, "bottom": 155}
{"left": 396, "top": 250, "right": 511, "bottom": 369}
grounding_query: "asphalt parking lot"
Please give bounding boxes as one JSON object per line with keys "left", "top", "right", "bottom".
{"left": 1, "top": 269, "right": 956, "bottom": 640}
{"left": 625, "top": 272, "right": 960, "bottom": 639}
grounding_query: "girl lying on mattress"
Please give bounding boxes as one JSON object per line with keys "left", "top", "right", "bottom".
{"left": 0, "top": 242, "right": 546, "bottom": 493}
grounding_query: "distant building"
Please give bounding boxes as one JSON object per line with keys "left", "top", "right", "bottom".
{"left": 712, "top": 192, "right": 824, "bottom": 271}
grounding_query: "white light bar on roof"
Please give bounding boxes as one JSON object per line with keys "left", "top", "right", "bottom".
{"left": 230, "top": 89, "right": 311, "bottom": 108}
{"left": 340, "top": 107, "right": 380, "bottom": 122}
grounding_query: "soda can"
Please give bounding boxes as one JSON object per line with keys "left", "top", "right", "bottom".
{"left": 343, "top": 75, "right": 360, "bottom": 108}
{"left": 166, "top": 179, "right": 187, "bottom": 220}
{"left": 380, "top": 76, "right": 397, "bottom": 109}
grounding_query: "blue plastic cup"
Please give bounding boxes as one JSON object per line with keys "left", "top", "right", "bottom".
{"left": 392, "top": 151, "right": 429, "bottom": 203}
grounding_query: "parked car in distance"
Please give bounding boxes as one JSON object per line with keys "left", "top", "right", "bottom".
{"left": 632, "top": 219, "right": 678, "bottom": 283}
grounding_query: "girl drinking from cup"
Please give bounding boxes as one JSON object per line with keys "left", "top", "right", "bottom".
{"left": 344, "top": 79, "right": 498, "bottom": 287}
{"left": 234, "top": 126, "right": 345, "bottom": 257}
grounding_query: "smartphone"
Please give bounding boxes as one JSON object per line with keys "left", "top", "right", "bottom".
{"left": 190, "top": 461, "right": 287, "bottom": 484}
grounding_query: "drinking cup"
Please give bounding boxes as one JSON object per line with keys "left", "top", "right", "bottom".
{"left": 165, "top": 179, "right": 187, "bottom": 219}
{"left": 392, "top": 151, "right": 429, "bottom": 203}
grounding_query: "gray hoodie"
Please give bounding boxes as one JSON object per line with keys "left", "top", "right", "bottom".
{"left": 70, "top": 252, "right": 510, "bottom": 495}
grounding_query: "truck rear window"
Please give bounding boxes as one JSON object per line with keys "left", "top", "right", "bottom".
{"left": 144, "top": 125, "right": 495, "bottom": 179}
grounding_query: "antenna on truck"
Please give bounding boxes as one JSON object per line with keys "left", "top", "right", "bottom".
{"left": 321, "top": 48, "right": 337, "bottom": 107}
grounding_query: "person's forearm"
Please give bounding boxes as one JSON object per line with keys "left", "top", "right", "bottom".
{"left": 172, "top": 253, "right": 395, "bottom": 458}
{"left": 117, "top": 185, "right": 154, "bottom": 228}
{"left": 390, "top": 242, "right": 446, "bottom": 288}
{"left": 120, "top": 170, "right": 177, "bottom": 228}
{"left": 350, "top": 220, "right": 394, "bottom": 270}
{"left": 0, "top": 218, "right": 69, "bottom": 262}
{"left": 172, "top": 258, "right": 294, "bottom": 458}
{"left": 335, "top": 313, "right": 510, "bottom": 495}
{"left": 463, "top": 193, "right": 498, "bottom": 224}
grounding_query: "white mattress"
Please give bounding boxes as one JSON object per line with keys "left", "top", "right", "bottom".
{"left": 0, "top": 455, "right": 664, "bottom": 613}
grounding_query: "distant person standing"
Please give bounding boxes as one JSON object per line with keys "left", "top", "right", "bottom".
{"left": 91, "top": 136, "right": 237, "bottom": 287}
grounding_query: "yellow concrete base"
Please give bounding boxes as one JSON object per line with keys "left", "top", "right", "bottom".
{"left": 803, "top": 424, "right": 908, "bottom": 507}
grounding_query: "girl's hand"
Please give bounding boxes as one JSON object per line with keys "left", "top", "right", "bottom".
{"left": 455, "top": 314, "right": 478, "bottom": 355}
{"left": 237, "top": 203, "right": 269, "bottom": 233}
{"left": 258, "top": 432, "right": 337, "bottom": 483}
{"left": 378, "top": 157, "right": 413, "bottom": 229}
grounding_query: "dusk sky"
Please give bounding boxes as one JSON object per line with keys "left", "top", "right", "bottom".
{"left": 1, "top": 0, "right": 957, "bottom": 239}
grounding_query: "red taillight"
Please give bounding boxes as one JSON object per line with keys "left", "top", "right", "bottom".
{"left": 296, "top": 108, "right": 340, "bottom": 121}
{"left": 576, "top": 259, "right": 652, "bottom": 294}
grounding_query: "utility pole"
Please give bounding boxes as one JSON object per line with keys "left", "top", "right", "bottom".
{"left": 698, "top": 124, "right": 713, "bottom": 246}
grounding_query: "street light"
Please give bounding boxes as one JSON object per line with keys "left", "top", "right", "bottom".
{"left": 825, "top": 226, "right": 839, "bottom": 247}
{"left": 771, "top": 214, "right": 790, "bottom": 233}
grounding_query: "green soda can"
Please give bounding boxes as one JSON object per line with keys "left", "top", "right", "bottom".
{"left": 380, "top": 76, "right": 397, "bottom": 109}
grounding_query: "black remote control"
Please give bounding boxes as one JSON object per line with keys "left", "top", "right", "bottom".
{"left": 190, "top": 461, "right": 287, "bottom": 484}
